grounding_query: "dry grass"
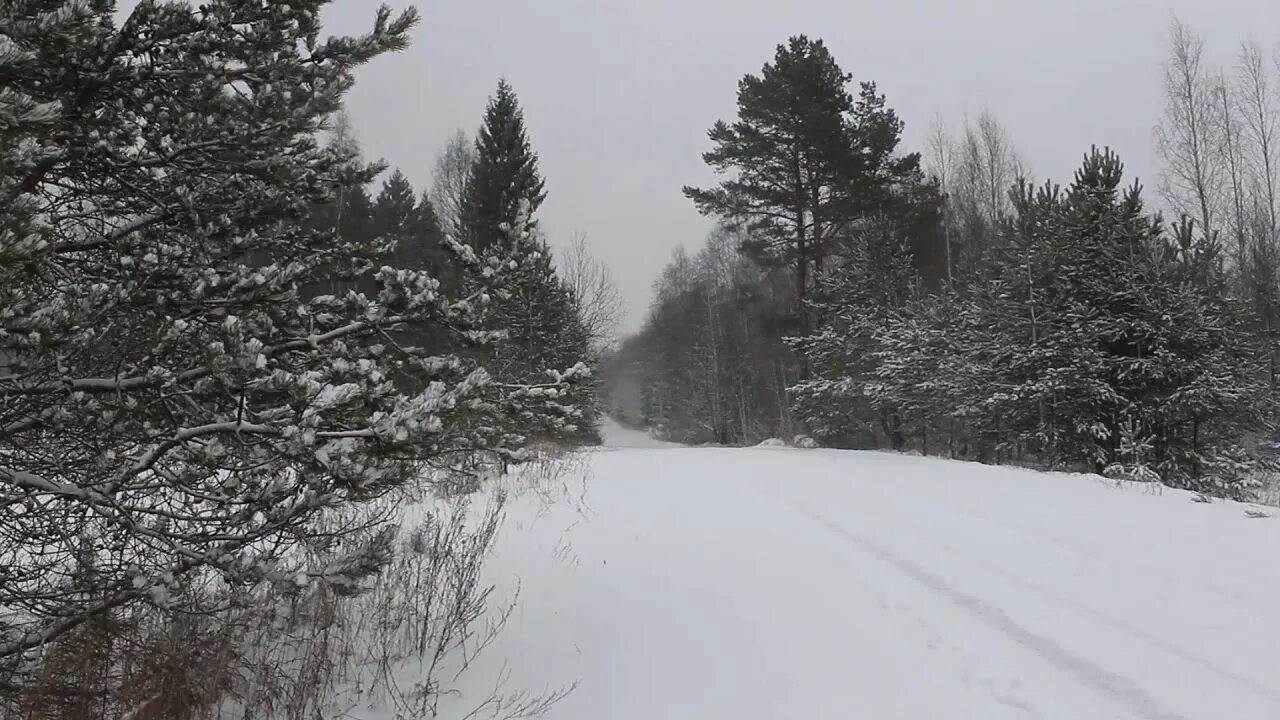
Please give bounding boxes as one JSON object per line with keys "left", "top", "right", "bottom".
{"left": 3, "top": 455, "right": 581, "bottom": 720}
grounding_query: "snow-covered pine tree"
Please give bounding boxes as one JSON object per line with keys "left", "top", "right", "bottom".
{"left": 963, "top": 147, "right": 1272, "bottom": 494}
{"left": 302, "top": 120, "right": 376, "bottom": 299}
{"left": 0, "top": 0, "right": 585, "bottom": 689}
{"left": 957, "top": 177, "right": 1094, "bottom": 466}
{"left": 866, "top": 289, "right": 969, "bottom": 457}
{"left": 791, "top": 218, "right": 921, "bottom": 449}
{"left": 791, "top": 171, "right": 942, "bottom": 450}
{"left": 369, "top": 169, "right": 451, "bottom": 365}
{"left": 1131, "top": 218, "right": 1274, "bottom": 497}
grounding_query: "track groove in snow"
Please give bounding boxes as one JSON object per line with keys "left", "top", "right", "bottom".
{"left": 427, "top": 433, "right": 1280, "bottom": 720}
{"left": 767, "top": 496, "right": 1193, "bottom": 720}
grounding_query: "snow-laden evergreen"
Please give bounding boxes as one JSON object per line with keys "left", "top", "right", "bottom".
{"left": 799, "top": 148, "right": 1274, "bottom": 497}
{"left": 0, "top": 0, "right": 585, "bottom": 694}
{"left": 460, "top": 81, "right": 599, "bottom": 442}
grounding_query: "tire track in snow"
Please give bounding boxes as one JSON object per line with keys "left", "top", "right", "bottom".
{"left": 893, "top": 481, "right": 1264, "bottom": 614}
{"left": 754, "top": 456, "right": 1279, "bottom": 705}
{"left": 874, "top": 508, "right": 1280, "bottom": 707}
{"left": 755, "top": 489, "right": 1195, "bottom": 720}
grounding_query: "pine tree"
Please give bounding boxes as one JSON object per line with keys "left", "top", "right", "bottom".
{"left": 458, "top": 80, "right": 547, "bottom": 254}
{"left": 960, "top": 148, "right": 1272, "bottom": 493}
{"left": 0, "top": 0, "right": 585, "bottom": 693}
{"left": 961, "top": 178, "right": 1085, "bottom": 465}
{"left": 684, "top": 36, "right": 929, "bottom": 337}
{"left": 367, "top": 170, "right": 457, "bottom": 382}
{"left": 791, "top": 217, "right": 925, "bottom": 449}
{"left": 865, "top": 291, "right": 968, "bottom": 456}
{"left": 302, "top": 117, "right": 376, "bottom": 298}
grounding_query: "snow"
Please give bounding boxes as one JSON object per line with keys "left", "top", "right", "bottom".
{"left": 597, "top": 416, "right": 681, "bottom": 448}
{"left": 422, "top": 427, "right": 1280, "bottom": 719}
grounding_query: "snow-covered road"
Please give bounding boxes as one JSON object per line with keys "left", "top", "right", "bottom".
{"left": 441, "top": 429, "right": 1280, "bottom": 719}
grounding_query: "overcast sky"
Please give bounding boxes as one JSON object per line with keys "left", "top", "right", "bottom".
{"left": 206, "top": 2, "right": 1280, "bottom": 331}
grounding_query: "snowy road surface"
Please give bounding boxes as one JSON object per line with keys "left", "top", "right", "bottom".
{"left": 439, "top": 427, "right": 1280, "bottom": 719}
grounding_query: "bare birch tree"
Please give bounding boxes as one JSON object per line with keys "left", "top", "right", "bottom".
{"left": 1236, "top": 40, "right": 1280, "bottom": 239}
{"left": 559, "top": 231, "right": 624, "bottom": 352}
{"left": 1155, "top": 18, "right": 1225, "bottom": 240}
{"left": 429, "top": 129, "right": 476, "bottom": 240}
{"left": 926, "top": 115, "right": 955, "bottom": 282}
{"left": 934, "top": 109, "right": 1023, "bottom": 266}
{"left": 1215, "top": 73, "right": 1250, "bottom": 263}
{"left": 1234, "top": 41, "right": 1280, "bottom": 383}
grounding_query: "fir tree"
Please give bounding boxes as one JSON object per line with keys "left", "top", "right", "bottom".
{"left": 372, "top": 169, "right": 420, "bottom": 246}
{"left": 458, "top": 80, "right": 547, "bottom": 254}
{"left": 453, "top": 82, "right": 598, "bottom": 441}
{"left": 371, "top": 169, "right": 445, "bottom": 274}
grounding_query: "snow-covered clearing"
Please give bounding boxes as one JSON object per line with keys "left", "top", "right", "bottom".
{"left": 415, "top": 425, "right": 1280, "bottom": 719}
{"left": 596, "top": 416, "right": 682, "bottom": 448}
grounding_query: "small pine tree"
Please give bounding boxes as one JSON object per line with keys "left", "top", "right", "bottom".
{"left": 371, "top": 169, "right": 447, "bottom": 286}
{"left": 959, "top": 147, "right": 1272, "bottom": 495}
{"left": 792, "top": 219, "right": 922, "bottom": 448}
{"left": 372, "top": 169, "right": 420, "bottom": 245}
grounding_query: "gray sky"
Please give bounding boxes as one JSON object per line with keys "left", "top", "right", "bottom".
{"left": 164, "top": 2, "right": 1280, "bottom": 332}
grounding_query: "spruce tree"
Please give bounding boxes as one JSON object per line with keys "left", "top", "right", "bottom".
{"left": 458, "top": 80, "right": 547, "bottom": 254}
{"left": 371, "top": 169, "right": 445, "bottom": 274}
{"left": 454, "top": 82, "right": 598, "bottom": 441}
{"left": 372, "top": 169, "right": 419, "bottom": 244}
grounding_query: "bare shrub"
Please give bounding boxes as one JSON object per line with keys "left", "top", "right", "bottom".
{"left": 4, "top": 457, "right": 577, "bottom": 720}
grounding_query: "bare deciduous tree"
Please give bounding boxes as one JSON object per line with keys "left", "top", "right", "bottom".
{"left": 959, "top": 110, "right": 1021, "bottom": 225}
{"left": 933, "top": 109, "right": 1023, "bottom": 264}
{"left": 1215, "top": 71, "right": 1251, "bottom": 264}
{"left": 1155, "top": 18, "right": 1225, "bottom": 240}
{"left": 1231, "top": 40, "right": 1280, "bottom": 383}
{"left": 430, "top": 128, "right": 477, "bottom": 240}
{"left": 1236, "top": 40, "right": 1279, "bottom": 238}
{"left": 327, "top": 108, "right": 361, "bottom": 158}
{"left": 559, "top": 231, "right": 624, "bottom": 352}
{"left": 926, "top": 115, "right": 955, "bottom": 281}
